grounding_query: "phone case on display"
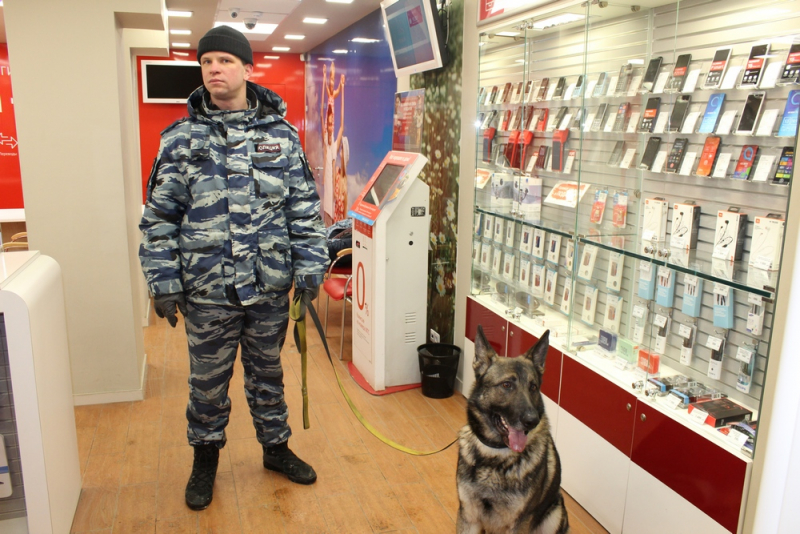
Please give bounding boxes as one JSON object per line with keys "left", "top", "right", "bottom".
{"left": 519, "top": 130, "right": 535, "bottom": 168}
{"left": 483, "top": 128, "right": 496, "bottom": 163}
{"left": 506, "top": 131, "right": 522, "bottom": 169}
{"left": 552, "top": 129, "right": 569, "bottom": 171}
{"left": 536, "top": 108, "right": 549, "bottom": 132}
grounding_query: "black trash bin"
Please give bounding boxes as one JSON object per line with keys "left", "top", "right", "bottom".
{"left": 418, "top": 343, "right": 462, "bottom": 399}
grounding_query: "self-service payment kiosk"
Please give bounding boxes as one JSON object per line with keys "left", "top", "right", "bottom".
{"left": 348, "top": 151, "right": 430, "bottom": 392}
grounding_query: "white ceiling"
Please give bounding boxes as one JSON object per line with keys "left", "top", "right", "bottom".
{"left": 0, "top": 1, "right": 383, "bottom": 55}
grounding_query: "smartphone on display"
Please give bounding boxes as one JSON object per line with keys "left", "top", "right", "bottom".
{"left": 732, "top": 145, "right": 759, "bottom": 180}
{"left": 553, "top": 77, "right": 567, "bottom": 99}
{"left": 615, "top": 64, "right": 633, "bottom": 94}
{"left": 552, "top": 106, "right": 569, "bottom": 130}
{"left": 613, "top": 102, "right": 631, "bottom": 132}
{"left": 608, "top": 141, "right": 625, "bottom": 166}
{"left": 642, "top": 56, "right": 663, "bottom": 92}
{"left": 741, "top": 43, "right": 770, "bottom": 87}
{"left": 593, "top": 72, "right": 609, "bottom": 97}
{"left": 535, "top": 146, "right": 549, "bottom": 169}
{"left": 665, "top": 138, "right": 689, "bottom": 173}
{"left": 735, "top": 92, "right": 766, "bottom": 135}
{"left": 668, "top": 95, "right": 692, "bottom": 132}
{"left": 552, "top": 129, "right": 570, "bottom": 171}
{"left": 703, "top": 48, "right": 732, "bottom": 89}
{"left": 780, "top": 43, "right": 800, "bottom": 85}
{"left": 573, "top": 75, "right": 584, "bottom": 98}
{"left": 667, "top": 54, "right": 692, "bottom": 92}
{"left": 639, "top": 137, "right": 662, "bottom": 170}
{"left": 698, "top": 93, "right": 726, "bottom": 134}
{"left": 536, "top": 108, "right": 549, "bottom": 132}
{"left": 591, "top": 103, "right": 609, "bottom": 132}
{"left": 696, "top": 136, "right": 721, "bottom": 176}
{"left": 536, "top": 78, "right": 550, "bottom": 101}
{"left": 571, "top": 107, "right": 584, "bottom": 130}
{"left": 773, "top": 146, "right": 794, "bottom": 185}
{"left": 638, "top": 97, "right": 661, "bottom": 132}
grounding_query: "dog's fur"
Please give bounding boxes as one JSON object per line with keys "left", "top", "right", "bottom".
{"left": 456, "top": 326, "right": 568, "bottom": 534}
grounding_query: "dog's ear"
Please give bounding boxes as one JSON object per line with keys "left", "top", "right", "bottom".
{"left": 474, "top": 325, "right": 496, "bottom": 379}
{"left": 523, "top": 329, "right": 549, "bottom": 374}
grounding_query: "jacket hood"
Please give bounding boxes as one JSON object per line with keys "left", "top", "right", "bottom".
{"left": 187, "top": 81, "right": 287, "bottom": 121}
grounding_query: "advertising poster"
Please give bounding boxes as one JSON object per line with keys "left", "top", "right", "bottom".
{"left": 392, "top": 89, "right": 425, "bottom": 153}
{"left": 0, "top": 44, "right": 22, "bottom": 209}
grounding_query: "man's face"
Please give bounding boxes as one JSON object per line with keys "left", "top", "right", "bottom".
{"left": 200, "top": 51, "right": 252, "bottom": 105}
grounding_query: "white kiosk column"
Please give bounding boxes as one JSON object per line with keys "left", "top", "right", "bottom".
{"left": 349, "top": 152, "right": 430, "bottom": 392}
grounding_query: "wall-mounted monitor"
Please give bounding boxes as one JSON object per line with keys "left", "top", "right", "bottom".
{"left": 142, "top": 60, "right": 203, "bottom": 104}
{"left": 380, "top": 0, "right": 448, "bottom": 77}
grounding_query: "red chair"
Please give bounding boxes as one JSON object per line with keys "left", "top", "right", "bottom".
{"left": 322, "top": 248, "right": 353, "bottom": 359}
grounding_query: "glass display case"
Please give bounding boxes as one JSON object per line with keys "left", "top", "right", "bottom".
{"left": 471, "top": 0, "right": 797, "bottom": 465}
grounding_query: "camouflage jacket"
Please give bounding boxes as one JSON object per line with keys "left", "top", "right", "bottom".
{"left": 139, "top": 82, "right": 329, "bottom": 306}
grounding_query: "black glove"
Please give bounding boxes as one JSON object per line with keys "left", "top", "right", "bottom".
{"left": 154, "top": 292, "right": 187, "bottom": 328}
{"left": 297, "top": 286, "right": 319, "bottom": 301}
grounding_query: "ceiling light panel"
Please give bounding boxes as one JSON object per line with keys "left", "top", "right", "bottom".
{"left": 285, "top": 34, "right": 305, "bottom": 40}
{"left": 303, "top": 17, "right": 328, "bottom": 24}
{"left": 213, "top": 22, "right": 277, "bottom": 35}
{"left": 273, "top": 46, "right": 291, "bottom": 51}
{"left": 171, "top": 42, "right": 191, "bottom": 48}
{"left": 170, "top": 29, "right": 191, "bottom": 35}
{"left": 167, "top": 10, "right": 192, "bottom": 17}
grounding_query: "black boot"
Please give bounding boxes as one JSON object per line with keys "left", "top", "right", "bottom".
{"left": 185, "top": 444, "right": 219, "bottom": 510}
{"left": 263, "top": 441, "right": 317, "bottom": 485}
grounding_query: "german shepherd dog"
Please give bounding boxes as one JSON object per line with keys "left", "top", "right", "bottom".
{"left": 457, "top": 326, "right": 568, "bottom": 534}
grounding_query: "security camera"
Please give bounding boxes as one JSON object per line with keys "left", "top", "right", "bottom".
{"left": 229, "top": 7, "right": 240, "bottom": 18}
{"left": 244, "top": 18, "right": 257, "bottom": 30}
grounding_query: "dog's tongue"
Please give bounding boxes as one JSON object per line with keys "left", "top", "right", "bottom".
{"left": 507, "top": 427, "right": 528, "bottom": 452}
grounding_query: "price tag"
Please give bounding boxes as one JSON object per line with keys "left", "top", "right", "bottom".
{"left": 640, "top": 261, "right": 654, "bottom": 277}
{"left": 614, "top": 357, "right": 629, "bottom": 370}
{"left": 712, "top": 152, "right": 732, "bottom": 178}
{"left": 653, "top": 71, "right": 670, "bottom": 94}
{"left": 690, "top": 408, "right": 709, "bottom": 425}
{"left": 585, "top": 80, "right": 598, "bottom": 98}
{"left": 664, "top": 394, "right": 683, "bottom": 409}
{"left": 679, "top": 152, "right": 697, "bottom": 175}
{"left": 563, "top": 150, "right": 577, "bottom": 173}
{"left": 620, "top": 148, "right": 637, "bottom": 169}
{"left": 753, "top": 255, "right": 774, "bottom": 270}
{"left": 607, "top": 76, "right": 620, "bottom": 96}
{"left": 633, "top": 323, "right": 645, "bottom": 343}
{"left": 719, "top": 66, "right": 741, "bottom": 89}
{"left": 678, "top": 324, "right": 693, "bottom": 338}
{"left": 748, "top": 293, "right": 764, "bottom": 305}
{"left": 651, "top": 150, "right": 668, "bottom": 173}
{"left": 653, "top": 111, "right": 670, "bottom": 133}
{"left": 583, "top": 112, "right": 596, "bottom": 132}
{"left": 736, "top": 346, "right": 754, "bottom": 364}
{"left": 559, "top": 113, "right": 573, "bottom": 130}
{"left": 713, "top": 282, "right": 730, "bottom": 296}
{"left": 706, "top": 335, "right": 723, "bottom": 351}
{"left": 755, "top": 109, "right": 779, "bottom": 137}
{"left": 627, "top": 111, "right": 640, "bottom": 133}
{"left": 604, "top": 114, "right": 616, "bottom": 132}
{"left": 632, "top": 305, "right": 647, "bottom": 319}
{"left": 654, "top": 314, "right": 668, "bottom": 328}
{"left": 671, "top": 235, "right": 687, "bottom": 249}
{"left": 760, "top": 61, "right": 783, "bottom": 89}
{"left": 725, "top": 429, "right": 749, "bottom": 448}
{"left": 682, "top": 69, "right": 702, "bottom": 93}
{"left": 716, "top": 109, "right": 738, "bottom": 135}
{"left": 564, "top": 84, "right": 576, "bottom": 100}
{"left": 681, "top": 111, "right": 700, "bottom": 134}
{"left": 627, "top": 75, "right": 643, "bottom": 96}
{"left": 545, "top": 83, "right": 558, "bottom": 101}
{"left": 752, "top": 154, "right": 776, "bottom": 182}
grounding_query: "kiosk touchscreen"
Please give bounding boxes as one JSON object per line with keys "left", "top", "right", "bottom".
{"left": 348, "top": 151, "right": 430, "bottom": 391}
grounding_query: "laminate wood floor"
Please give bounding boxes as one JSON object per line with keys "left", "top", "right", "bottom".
{"left": 71, "top": 300, "right": 607, "bottom": 533}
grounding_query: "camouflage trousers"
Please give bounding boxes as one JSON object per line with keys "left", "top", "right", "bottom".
{"left": 184, "top": 294, "right": 291, "bottom": 448}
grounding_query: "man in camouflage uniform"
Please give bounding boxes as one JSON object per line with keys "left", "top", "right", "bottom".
{"left": 139, "top": 26, "right": 329, "bottom": 510}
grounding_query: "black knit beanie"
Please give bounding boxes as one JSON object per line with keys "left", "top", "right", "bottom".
{"left": 197, "top": 26, "right": 253, "bottom": 66}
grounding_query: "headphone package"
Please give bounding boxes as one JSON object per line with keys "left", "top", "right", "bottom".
{"left": 642, "top": 197, "right": 669, "bottom": 254}
{"left": 670, "top": 202, "right": 701, "bottom": 250}
{"left": 713, "top": 208, "right": 748, "bottom": 262}
{"left": 749, "top": 214, "right": 785, "bottom": 271}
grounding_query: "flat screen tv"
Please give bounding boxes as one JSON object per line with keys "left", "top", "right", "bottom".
{"left": 142, "top": 60, "right": 204, "bottom": 104}
{"left": 380, "top": 0, "right": 448, "bottom": 77}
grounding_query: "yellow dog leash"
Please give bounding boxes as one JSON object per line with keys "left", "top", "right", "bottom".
{"left": 290, "top": 290, "right": 457, "bottom": 456}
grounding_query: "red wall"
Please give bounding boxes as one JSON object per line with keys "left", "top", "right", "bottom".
{"left": 137, "top": 51, "right": 306, "bottom": 201}
{"left": 0, "top": 44, "right": 22, "bottom": 209}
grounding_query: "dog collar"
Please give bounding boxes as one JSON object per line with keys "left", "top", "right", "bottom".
{"left": 474, "top": 433, "right": 508, "bottom": 450}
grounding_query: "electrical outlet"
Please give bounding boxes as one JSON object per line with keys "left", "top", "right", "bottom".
{"left": 430, "top": 329, "right": 440, "bottom": 343}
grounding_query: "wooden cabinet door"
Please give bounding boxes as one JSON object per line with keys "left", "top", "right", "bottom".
{"left": 631, "top": 401, "right": 748, "bottom": 533}
{"left": 465, "top": 298, "right": 507, "bottom": 356}
{"left": 507, "top": 324, "right": 561, "bottom": 403}
{"left": 559, "top": 354, "right": 636, "bottom": 457}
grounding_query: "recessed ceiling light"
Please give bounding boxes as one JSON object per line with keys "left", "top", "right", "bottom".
{"left": 170, "top": 29, "right": 191, "bottom": 35}
{"left": 263, "top": 55, "right": 280, "bottom": 60}
{"left": 273, "top": 47, "right": 291, "bottom": 52}
{"left": 167, "top": 10, "right": 192, "bottom": 17}
{"left": 496, "top": 31, "right": 520, "bottom": 37}
{"left": 303, "top": 17, "right": 328, "bottom": 24}
{"left": 333, "top": 49, "right": 349, "bottom": 54}
{"left": 173, "top": 52, "right": 189, "bottom": 57}
{"left": 171, "top": 42, "right": 191, "bottom": 48}
{"left": 214, "top": 22, "right": 277, "bottom": 35}
{"left": 285, "top": 34, "right": 305, "bottom": 40}
{"left": 352, "top": 37, "right": 380, "bottom": 43}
